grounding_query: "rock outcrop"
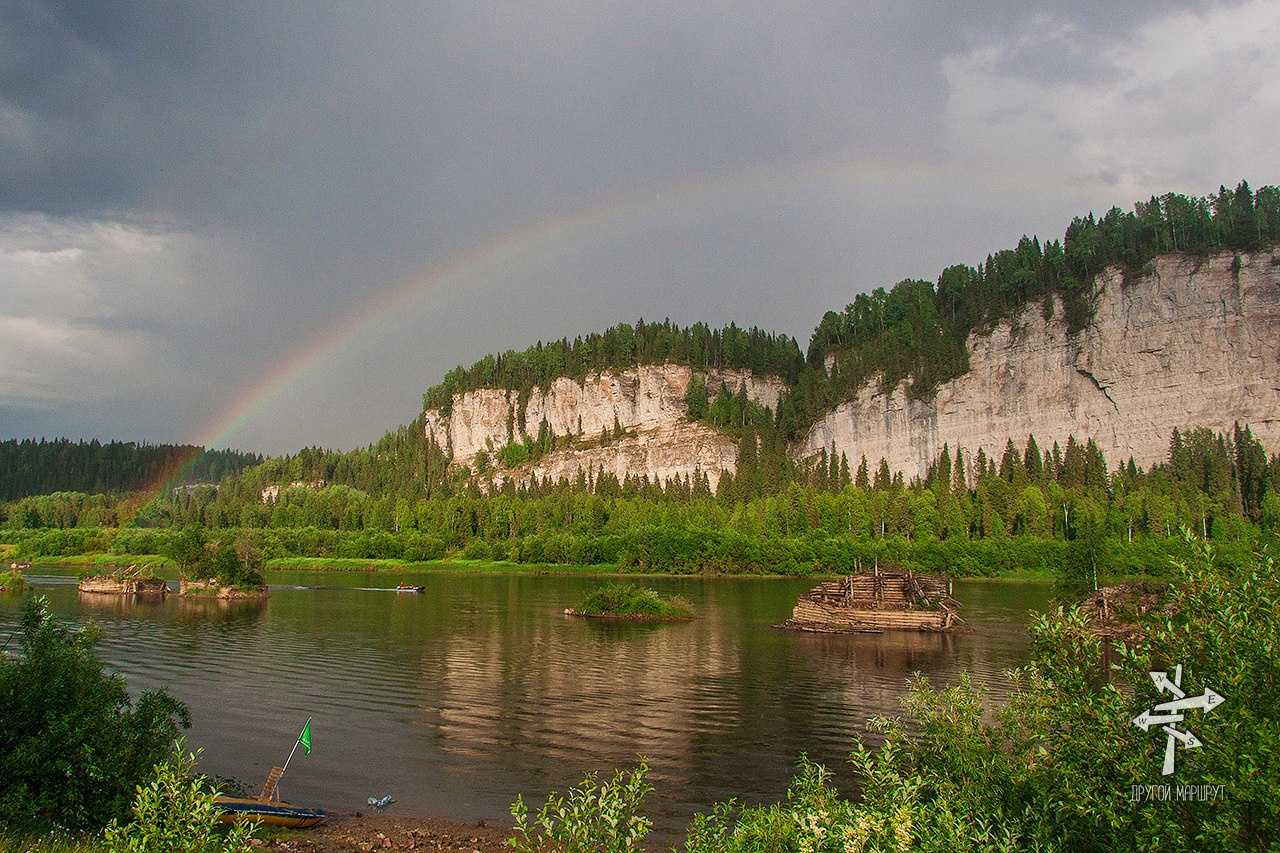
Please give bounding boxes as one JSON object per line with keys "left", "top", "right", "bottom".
{"left": 798, "top": 251, "right": 1280, "bottom": 479}
{"left": 423, "top": 364, "right": 785, "bottom": 485}
{"left": 495, "top": 420, "right": 737, "bottom": 490}
{"left": 423, "top": 251, "right": 1278, "bottom": 486}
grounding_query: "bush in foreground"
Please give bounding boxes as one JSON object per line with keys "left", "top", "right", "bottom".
{"left": 508, "top": 763, "right": 652, "bottom": 853}
{"left": 103, "top": 741, "right": 256, "bottom": 853}
{"left": 0, "top": 596, "right": 190, "bottom": 832}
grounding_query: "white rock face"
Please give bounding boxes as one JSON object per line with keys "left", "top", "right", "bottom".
{"left": 799, "top": 251, "right": 1280, "bottom": 479}
{"left": 496, "top": 421, "right": 737, "bottom": 490}
{"left": 423, "top": 363, "right": 785, "bottom": 475}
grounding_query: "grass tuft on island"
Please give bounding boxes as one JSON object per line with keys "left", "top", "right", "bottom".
{"left": 566, "top": 582, "right": 694, "bottom": 621}
{"left": 0, "top": 568, "right": 26, "bottom": 592}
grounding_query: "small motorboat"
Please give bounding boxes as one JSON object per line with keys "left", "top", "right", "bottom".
{"left": 396, "top": 583, "right": 425, "bottom": 593}
{"left": 215, "top": 796, "right": 326, "bottom": 828}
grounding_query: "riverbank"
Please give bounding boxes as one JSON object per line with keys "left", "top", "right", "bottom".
{"left": 0, "top": 814, "right": 512, "bottom": 853}
{"left": 260, "top": 813, "right": 510, "bottom": 852}
{"left": 24, "top": 552, "right": 1088, "bottom": 582}
{"left": 28, "top": 553, "right": 841, "bottom": 580}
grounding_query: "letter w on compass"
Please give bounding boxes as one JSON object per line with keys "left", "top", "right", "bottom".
{"left": 1132, "top": 664, "right": 1225, "bottom": 775}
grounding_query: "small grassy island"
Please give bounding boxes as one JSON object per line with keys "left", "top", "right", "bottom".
{"left": 565, "top": 582, "right": 694, "bottom": 622}
{"left": 0, "top": 567, "right": 26, "bottom": 592}
{"left": 170, "top": 528, "right": 270, "bottom": 601}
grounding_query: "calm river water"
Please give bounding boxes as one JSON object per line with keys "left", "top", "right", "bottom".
{"left": 1, "top": 570, "right": 1052, "bottom": 841}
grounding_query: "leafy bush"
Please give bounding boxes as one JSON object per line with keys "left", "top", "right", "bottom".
{"left": 574, "top": 583, "right": 693, "bottom": 619}
{"left": 102, "top": 741, "right": 256, "bottom": 853}
{"left": 508, "top": 763, "right": 652, "bottom": 852}
{"left": 0, "top": 596, "right": 190, "bottom": 832}
{"left": 12, "top": 528, "right": 111, "bottom": 559}
{"left": 403, "top": 534, "right": 446, "bottom": 561}
{"left": 462, "top": 538, "right": 493, "bottom": 560}
{"left": 165, "top": 528, "right": 264, "bottom": 588}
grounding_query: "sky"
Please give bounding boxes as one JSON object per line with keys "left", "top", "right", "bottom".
{"left": 2, "top": 0, "right": 1278, "bottom": 454}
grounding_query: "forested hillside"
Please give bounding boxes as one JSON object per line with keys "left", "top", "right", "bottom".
{"left": 422, "top": 320, "right": 803, "bottom": 415}
{"left": 0, "top": 438, "right": 262, "bottom": 500}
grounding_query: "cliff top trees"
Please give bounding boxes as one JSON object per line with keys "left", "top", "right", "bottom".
{"left": 415, "top": 182, "right": 1277, "bottom": 440}
{"left": 421, "top": 319, "right": 804, "bottom": 413}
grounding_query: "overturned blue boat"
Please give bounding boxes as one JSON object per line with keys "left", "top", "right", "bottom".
{"left": 216, "top": 796, "right": 326, "bottom": 828}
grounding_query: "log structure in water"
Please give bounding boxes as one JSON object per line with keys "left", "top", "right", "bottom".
{"left": 780, "top": 569, "right": 960, "bottom": 633}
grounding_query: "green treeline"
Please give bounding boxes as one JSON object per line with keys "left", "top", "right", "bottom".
{"left": 421, "top": 319, "right": 804, "bottom": 415}
{"left": 0, "top": 438, "right": 262, "bottom": 501}
{"left": 5, "top": 425, "right": 1277, "bottom": 578}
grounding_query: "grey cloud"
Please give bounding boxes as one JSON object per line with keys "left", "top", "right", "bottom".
{"left": 0, "top": 0, "right": 1268, "bottom": 453}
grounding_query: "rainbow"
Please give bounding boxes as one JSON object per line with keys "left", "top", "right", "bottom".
{"left": 138, "top": 153, "right": 900, "bottom": 505}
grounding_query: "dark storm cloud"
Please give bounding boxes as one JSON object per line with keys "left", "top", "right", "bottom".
{"left": 1, "top": 0, "right": 1274, "bottom": 452}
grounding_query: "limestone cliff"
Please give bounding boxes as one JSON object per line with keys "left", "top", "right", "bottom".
{"left": 423, "top": 364, "right": 785, "bottom": 486}
{"left": 798, "top": 251, "right": 1280, "bottom": 479}
{"left": 495, "top": 421, "right": 738, "bottom": 490}
{"left": 423, "top": 250, "right": 1278, "bottom": 487}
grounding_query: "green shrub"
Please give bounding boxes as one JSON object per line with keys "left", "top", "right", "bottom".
{"left": 102, "top": 740, "right": 256, "bottom": 852}
{"left": 508, "top": 763, "right": 652, "bottom": 853}
{"left": 575, "top": 583, "right": 693, "bottom": 618}
{"left": 0, "top": 596, "right": 190, "bottom": 832}
{"left": 462, "top": 538, "right": 493, "bottom": 560}
{"left": 164, "top": 529, "right": 264, "bottom": 588}
{"left": 403, "top": 534, "right": 446, "bottom": 561}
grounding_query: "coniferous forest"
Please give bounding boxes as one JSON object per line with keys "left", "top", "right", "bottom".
{"left": 0, "top": 439, "right": 262, "bottom": 501}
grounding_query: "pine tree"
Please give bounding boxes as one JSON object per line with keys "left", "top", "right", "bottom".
{"left": 736, "top": 431, "right": 760, "bottom": 500}
{"left": 1024, "top": 435, "right": 1043, "bottom": 482}
{"left": 874, "top": 459, "right": 892, "bottom": 491}
{"left": 936, "top": 444, "right": 952, "bottom": 493}
{"left": 952, "top": 448, "right": 967, "bottom": 493}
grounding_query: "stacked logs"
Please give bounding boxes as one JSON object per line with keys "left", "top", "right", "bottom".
{"left": 77, "top": 574, "right": 168, "bottom": 596}
{"left": 780, "top": 569, "right": 960, "bottom": 634}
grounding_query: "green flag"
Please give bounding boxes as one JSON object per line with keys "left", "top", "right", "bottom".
{"left": 297, "top": 718, "right": 312, "bottom": 756}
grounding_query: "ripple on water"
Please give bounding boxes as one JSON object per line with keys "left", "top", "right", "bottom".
{"left": 0, "top": 573, "right": 1047, "bottom": 842}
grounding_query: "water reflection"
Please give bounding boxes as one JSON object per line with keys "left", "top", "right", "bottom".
{"left": 0, "top": 572, "right": 1051, "bottom": 842}
{"left": 175, "top": 596, "right": 268, "bottom": 626}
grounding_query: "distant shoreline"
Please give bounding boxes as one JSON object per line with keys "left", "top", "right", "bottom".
{"left": 19, "top": 552, "right": 1090, "bottom": 582}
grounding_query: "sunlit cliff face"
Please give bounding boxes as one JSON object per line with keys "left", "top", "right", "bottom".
{"left": 800, "top": 251, "right": 1280, "bottom": 480}
{"left": 424, "top": 252, "right": 1280, "bottom": 487}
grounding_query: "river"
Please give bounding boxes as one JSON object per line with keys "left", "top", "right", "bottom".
{"left": 1, "top": 569, "right": 1053, "bottom": 842}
